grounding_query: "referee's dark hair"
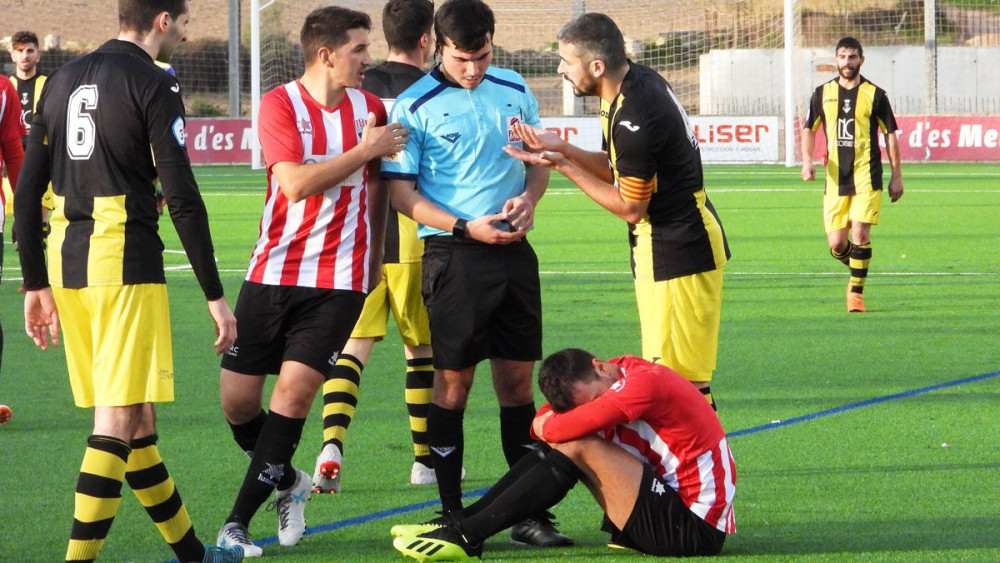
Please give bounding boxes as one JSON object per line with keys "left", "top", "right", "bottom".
{"left": 435, "top": 0, "right": 494, "bottom": 53}
{"left": 538, "top": 348, "right": 600, "bottom": 413}
{"left": 119, "top": 0, "right": 187, "bottom": 33}
{"left": 301, "top": 6, "right": 372, "bottom": 64}
{"left": 383, "top": 0, "right": 434, "bottom": 54}
{"left": 836, "top": 36, "right": 864, "bottom": 57}
{"left": 556, "top": 12, "right": 627, "bottom": 70}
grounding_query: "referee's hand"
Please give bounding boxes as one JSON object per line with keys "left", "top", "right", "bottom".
{"left": 207, "top": 297, "right": 237, "bottom": 355}
{"left": 467, "top": 213, "right": 526, "bottom": 245}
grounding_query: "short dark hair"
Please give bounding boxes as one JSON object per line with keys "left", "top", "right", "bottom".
{"left": 538, "top": 348, "right": 599, "bottom": 412}
{"left": 119, "top": 0, "right": 187, "bottom": 34}
{"left": 556, "top": 13, "right": 627, "bottom": 70}
{"left": 10, "top": 31, "right": 39, "bottom": 48}
{"left": 383, "top": 0, "right": 434, "bottom": 53}
{"left": 836, "top": 36, "right": 863, "bottom": 57}
{"left": 301, "top": 6, "right": 372, "bottom": 64}
{"left": 435, "top": 0, "right": 493, "bottom": 53}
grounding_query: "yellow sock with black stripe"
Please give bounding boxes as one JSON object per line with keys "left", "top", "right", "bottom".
{"left": 66, "top": 435, "right": 130, "bottom": 563}
{"left": 125, "top": 435, "right": 204, "bottom": 563}
{"left": 849, "top": 243, "right": 872, "bottom": 294}
{"left": 405, "top": 357, "right": 434, "bottom": 466}
{"left": 322, "top": 353, "right": 363, "bottom": 452}
{"left": 699, "top": 386, "right": 717, "bottom": 411}
{"left": 831, "top": 240, "right": 854, "bottom": 267}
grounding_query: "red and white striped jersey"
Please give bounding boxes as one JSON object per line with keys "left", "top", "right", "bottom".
{"left": 541, "top": 355, "right": 737, "bottom": 534}
{"left": 246, "top": 80, "right": 386, "bottom": 291}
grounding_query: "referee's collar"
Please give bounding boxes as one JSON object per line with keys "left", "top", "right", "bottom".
{"left": 429, "top": 65, "right": 462, "bottom": 88}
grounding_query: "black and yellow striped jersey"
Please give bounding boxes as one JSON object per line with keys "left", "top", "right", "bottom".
{"left": 10, "top": 73, "right": 46, "bottom": 147}
{"left": 805, "top": 76, "right": 898, "bottom": 196}
{"left": 14, "top": 40, "right": 223, "bottom": 300}
{"left": 362, "top": 61, "right": 427, "bottom": 264}
{"left": 601, "top": 61, "right": 730, "bottom": 281}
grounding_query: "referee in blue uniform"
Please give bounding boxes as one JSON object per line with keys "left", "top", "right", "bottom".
{"left": 382, "top": 0, "right": 570, "bottom": 547}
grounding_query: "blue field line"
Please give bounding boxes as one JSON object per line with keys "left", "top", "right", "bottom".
{"left": 167, "top": 368, "right": 999, "bottom": 563}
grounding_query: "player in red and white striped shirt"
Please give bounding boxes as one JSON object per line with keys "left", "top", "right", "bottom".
{"left": 393, "top": 348, "right": 735, "bottom": 560}
{"left": 217, "top": 7, "right": 409, "bottom": 555}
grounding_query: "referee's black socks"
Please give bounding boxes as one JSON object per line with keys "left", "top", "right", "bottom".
{"left": 499, "top": 403, "right": 536, "bottom": 468}
{"left": 427, "top": 404, "right": 465, "bottom": 513}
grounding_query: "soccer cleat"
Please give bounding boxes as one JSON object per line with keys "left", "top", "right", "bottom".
{"left": 509, "top": 512, "right": 573, "bottom": 547}
{"left": 410, "top": 462, "right": 467, "bottom": 486}
{"left": 201, "top": 545, "right": 245, "bottom": 563}
{"left": 217, "top": 521, "right": 263, "bottom": 558}
{"left": 271, "top": 468, "right": 311, "bottom": 546}
{"left": 0, "top": 405, "right": 11, "bottom": 425}
{"left": 393, "top": 526, "right": 482, "bottom": 562}
{"left": 312, "top": 443, "right": 342, "bottom": 493}
{"left": 847, "top": 291, "right": 866, "bottom": 313}
{"left": 390, "top": 513, "right": 451, "bottom": 538}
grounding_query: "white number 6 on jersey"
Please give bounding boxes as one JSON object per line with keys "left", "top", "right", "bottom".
{"left": 67, "top": 85, "right": 99, "bottom": 160}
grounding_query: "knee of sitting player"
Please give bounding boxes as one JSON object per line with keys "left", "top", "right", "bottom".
{"left": 549, "top": 435, "right": 601, "bottom": 461}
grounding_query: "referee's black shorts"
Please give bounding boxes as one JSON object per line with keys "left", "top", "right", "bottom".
{"left": 602, "top": 464, "right": 726, "bottom": 557}
{"left": 221, "top": 281, "right": 366, "bottom": 378}
{"left": 421, "top": 235, "right": 542, "bottom": 370}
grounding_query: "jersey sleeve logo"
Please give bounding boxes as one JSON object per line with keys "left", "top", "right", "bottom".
{"left": 611, "top": 378, "right": 626, "bottom": 393}
{"left": 170, "top": 83, "right": 181, "bottom": 93}
{"left": 171, "top": 116, "right": 186, "bottom": 147}
{"left": 619, "top": 120, "right": 640, "bottom": 132}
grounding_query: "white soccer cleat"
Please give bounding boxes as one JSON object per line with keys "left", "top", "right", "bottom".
{"left": 312, "top": 443, "right": 342, "bottom": 494}
{"left": 217, "top": 521, "right": 263, "bottom": 558}
{"left": 409, "top": 461, "right": 467, "bottom": 485}
{"left": 273, "top": 468, "right": 311, "bottom": 546}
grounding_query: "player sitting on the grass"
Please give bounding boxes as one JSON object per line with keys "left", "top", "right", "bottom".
{"left": 392, "top": 348, "right": 736, "bottom": 560}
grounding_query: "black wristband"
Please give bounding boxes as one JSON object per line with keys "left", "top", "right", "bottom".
{"left": 452, "top": 218, "right": 468, "bottom": 238}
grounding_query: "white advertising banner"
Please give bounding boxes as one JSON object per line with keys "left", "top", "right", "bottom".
{"left": 539, "top": 116, "right": 780, "bottom": 163}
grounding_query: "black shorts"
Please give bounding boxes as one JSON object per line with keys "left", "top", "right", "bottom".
{"left": 221, "top": 281, "right": 366, "bottom": 377}
{"left": 421, "top": 236, "right": 542, "bottom": 370}
{"left": 602, "top": 465, "right": 726, "bottom": 557}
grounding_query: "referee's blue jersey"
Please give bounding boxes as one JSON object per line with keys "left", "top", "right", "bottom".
{"left": 381, "top": 65, "right": 541, "bottom": 238}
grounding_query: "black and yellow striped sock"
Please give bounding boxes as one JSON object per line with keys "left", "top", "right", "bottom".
{"left": 405, "top": 357, "right": 434, "bottom": 466}
{"left": 322, "top": 353, "right": 363, "bottom": 452}
{"left": 831, "top": 240, "right": 854, "bottom": 267}
{"left": 849, "top": 243, "right": 872, "bottom": 293}
{"left": 66, "top": 435, "right": 130, "bottom": 562}
{"left": 126, "top": 435, "right": 204, "bottom": 563}
{"left": 700, "top": 386, "right": 717, "bottom": 411}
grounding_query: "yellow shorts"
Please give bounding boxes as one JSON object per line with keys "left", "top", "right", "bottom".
{"left": 53, "top": 284, "right": 174, "bottom": 408}
{"left": 824, "top": 189, "right": 882, "bottom": 232}
{"left": 41, "top": 184, "right": 55, "bottom": 210}
{"left": 351, "top": 262, "right": 430, "bottom": 346}
{"left": 634, "top": 267, "right": 724, "bottom": 383}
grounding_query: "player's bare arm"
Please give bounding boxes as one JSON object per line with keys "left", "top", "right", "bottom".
{"left": 23, "top": 288, "right": 60, "bottom": 350}
{"left": 389, "top": 177, "right": 525, "bottom": 244}
{"left": 207, "top": 297, "right": 237, "bottom": 355}
{"left": 511, "top": 122, "right": 612, "bottom": 183}
{"left": 886, "top": 132, "right": 904, "bottom": 202}
{"left": 800, "top": 127, "right": 817, "bottom": 181}
{"left": 505, "top": 145, "right": 649, "bottom": 224}
{"left": 275, "top": 112, "right": 408, "bottom": 203}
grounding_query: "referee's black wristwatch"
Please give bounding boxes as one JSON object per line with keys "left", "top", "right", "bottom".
{"left": 452, "top": 218, "right": 468, "bottom": 238}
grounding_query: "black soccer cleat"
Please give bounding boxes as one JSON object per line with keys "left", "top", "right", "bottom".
{"left": 509, "top": 511, "right": 573, "bottom": 547}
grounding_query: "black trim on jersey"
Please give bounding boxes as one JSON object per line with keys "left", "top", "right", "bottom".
{"left": 410, "top": 82, "right": 450, "bottom": 113}
{"left": 483, "top": 74, "right": 525, "bottom": 92}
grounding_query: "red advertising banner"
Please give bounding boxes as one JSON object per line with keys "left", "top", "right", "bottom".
{"left": 808, "top": 116, "right": 1000, "bottom": 162}
{"left": 185, "top": 118, "right": 253, "bottom": 164}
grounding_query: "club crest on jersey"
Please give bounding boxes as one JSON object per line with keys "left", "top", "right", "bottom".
{"left": 441, "top": 132, "right": 461, "bottom": 143}
{"left": 842, "top": 99, "right": 852, "bottom": 114}
{"left": 20, "top": 92, "right": 29, "bottom": 105}
{"left": 355, "top": 117, "right": 367, "bottom": 140}
{"left": 506, "top": 115, "right": 521, "bottom": 143}
{"left": 298, "top": 118, "right": 313, "bottom": 135}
